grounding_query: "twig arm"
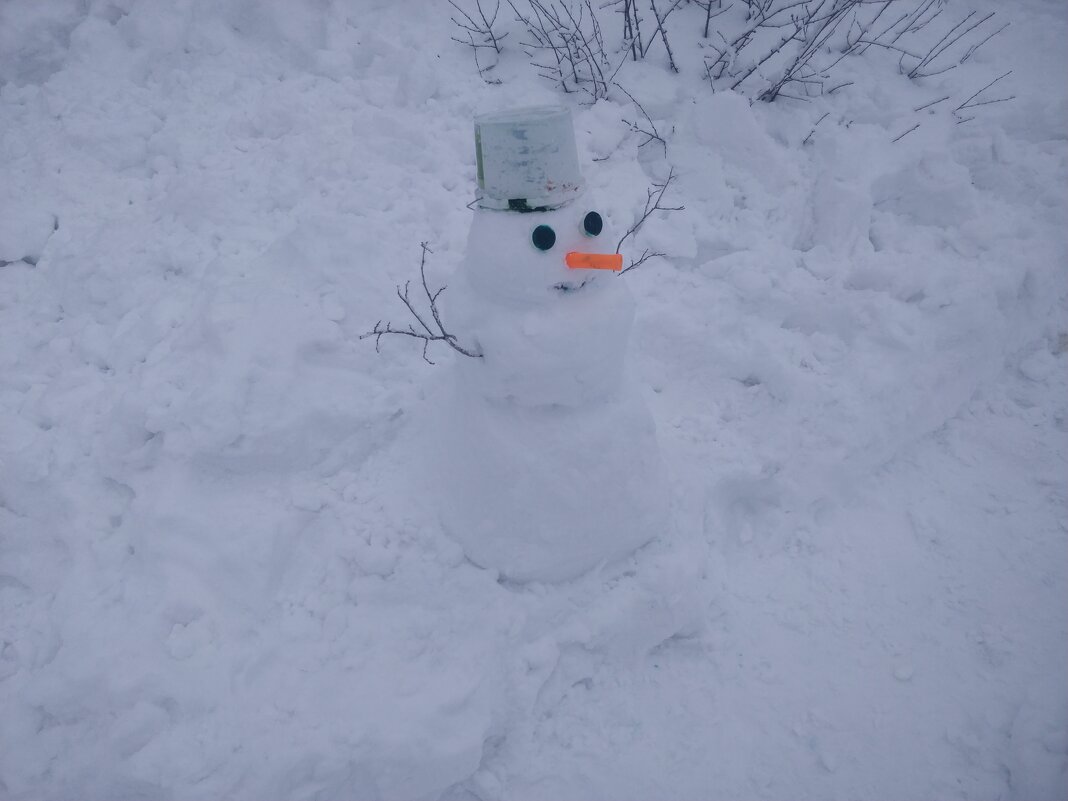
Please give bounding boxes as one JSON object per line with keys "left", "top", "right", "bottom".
{"left": 360, "top": 243, "right": 482, "bottom": 364}
{"left": 615, "top": 168, "right": 683, "bottom": 274}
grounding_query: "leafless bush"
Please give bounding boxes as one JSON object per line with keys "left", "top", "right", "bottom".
{"left": 361, "top": 243, "right": 482, "bottom": 365}
{"left": 696, "top": 0, "right": 1008, "bottom": 106}
{"left": 701, "top": 0, "right": 889, "bottom": 100}
{"left": 450, "top": 0, "right": 1010, "bottom": 115}
{"left": 449, "top": 0, "right": 508, "bottom": 82}
{"left": 602, "top": 0, "right": 683, "bottom": 71}
{"left": 508, "top": 0, "right": 627, "bottom": 101}
{"left": 448, "top": 0, "right": 1013, "bottom": 147}
{"left": 615, "top": 81, "right": 670, "bottom": 156}
{"left": 838, "top": 1, "right": 1008, "bottom": 81}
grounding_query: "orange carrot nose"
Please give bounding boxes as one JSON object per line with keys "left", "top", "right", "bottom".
{"left": 565, "top": 251, "right": 623, "bottom": 271}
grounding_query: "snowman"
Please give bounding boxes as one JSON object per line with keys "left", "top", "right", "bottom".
{"left": 425, "top": 105, "right": 667, "bottom": 583}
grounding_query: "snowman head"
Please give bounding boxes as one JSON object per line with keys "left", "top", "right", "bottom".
{"left": 465, "top": 105, "right": 622, "bottom": 302}
{"left": 463, "top": 202, "right": 621, "bottom": 303}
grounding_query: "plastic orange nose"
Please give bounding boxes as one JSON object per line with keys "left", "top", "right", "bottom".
{"left": 565, "top": 251, "right": 623, "bottom": 271}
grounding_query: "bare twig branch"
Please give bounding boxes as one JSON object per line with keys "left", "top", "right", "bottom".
{"left": 891, "top": 122, "right": 920, "bottom": 142}
{"left": 802, "top": 112, "right": 830, "bottom": 145}
{"left": 958, "top": 95, "right": 1015, "bottom": 110}
{"left": 761, "top": 0, "right": 856, "bottom": 101}
{"left": 960, "top": 21, "right": 1009, "bottom": 64}
{"left": 511, "top": 0, "right": 621, "bottom": 101}
{"left": 689, "top": 0, "right": 1009, "bottom": 107}
{"left": 449, "top": 0, "right": 508, "bottom": 52}
{"left": 907, "top": 10, "right": 996, "bottom": 79}
{"left": 646, "top": 0, "right": 681, "bottom": 72}
{"left": 450, "top": 0, "right": 510, "bottom": 81}
{"left": 619, "top": 248, "right": 666, "bottom": 274}
{"left": 360, "top": 243, "right": 482, "bottom": 365}
{"left": 913, "top": 94, "right": 949, "bottom": 112}
{"left": 954, "top": 70, "right": 1012, "bottom": 111}
{"left": 614, "top": 82, "right": 668, "bottom": 156}
{"left": 618, "top": 0, "right": 644, "bottom": 60}
{"left": 694, "top": 0, "right": 733, "bottom": 38}
{"left": 615, "top": 168, "right": 683, "bottom": 274}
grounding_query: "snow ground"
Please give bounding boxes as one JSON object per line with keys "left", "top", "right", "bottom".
{"left": 1, "top": 0, "right": 1065, "bottom": 799}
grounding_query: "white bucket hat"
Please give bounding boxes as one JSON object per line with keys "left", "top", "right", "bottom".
{"left": 474, "top": 105, "right": 585, "bottom": 212}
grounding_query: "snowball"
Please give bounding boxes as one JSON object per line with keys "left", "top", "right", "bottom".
{"left": 424, "top": 380, "right": 667, "bottom": 583}
{"left": 452, "top": 272, "right": 634, "bottom": 408}
{"left": 459, "top": 205, "right": 607, "bottom": 304}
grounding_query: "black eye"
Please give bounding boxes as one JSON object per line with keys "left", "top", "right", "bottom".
{"left": 531, "top": 224, "right": 556, "bottom": 251}
{"left": 583, "top": 211, "right": 603, "bottom": 236}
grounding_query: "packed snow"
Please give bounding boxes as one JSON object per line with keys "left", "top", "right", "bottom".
{"left": 1, "top": 0, "right": 1065, "bottom": 799}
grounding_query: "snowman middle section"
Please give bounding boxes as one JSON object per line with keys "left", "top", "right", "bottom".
{"left": 430, "top": 205, "right": 667, "bottom": 583}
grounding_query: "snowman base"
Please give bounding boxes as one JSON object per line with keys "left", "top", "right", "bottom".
{"left": 427, "top": 379, "right": 667, "bottom": 584}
